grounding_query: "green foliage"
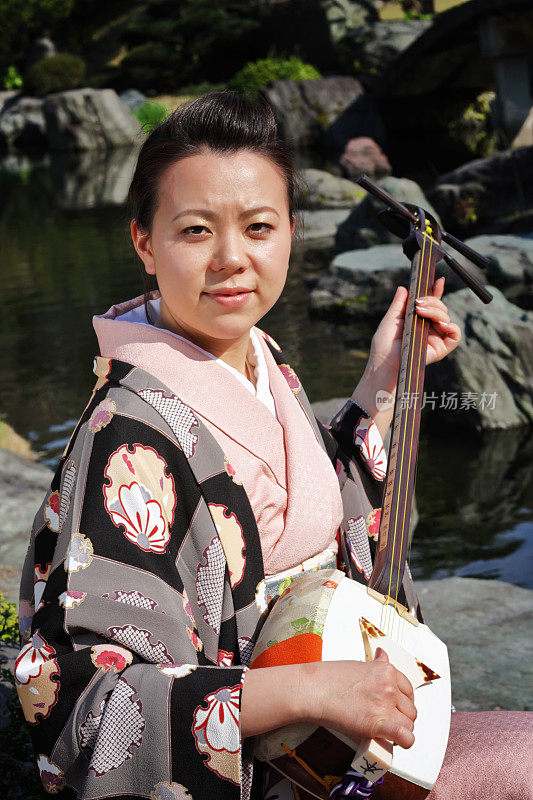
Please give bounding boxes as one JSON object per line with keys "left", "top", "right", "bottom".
{"left": 0, "top": 0, "right": 74, "bottom": 74}
{"left": 229, "top": 57, "right": 321, "bottom": 100}
{"left": 134, "top": 100, "right": 168, "bottom": 132}
{"left": 2, "top": 65, "right": 23, "bottom": 90}
{"left": 0, "top": 594, "right": 18, "bottom": 645}
{"left": 448, "top": 91, "right": 497, "bottom": 159}
{"left": 24, "top": 53, "right": 86, "bottom": 96}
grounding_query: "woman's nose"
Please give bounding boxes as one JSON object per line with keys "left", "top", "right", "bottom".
{"left": 210, "top": 232, "right": 250, "bottom": 272}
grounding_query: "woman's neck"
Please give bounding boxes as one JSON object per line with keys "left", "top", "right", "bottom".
{"left": 154, "top": 307, "right": 253, "bottom": 381}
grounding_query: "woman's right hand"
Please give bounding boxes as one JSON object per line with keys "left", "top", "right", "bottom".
{"left": 299, "top": 649, "right": 417, "bottom": 750}
{"left": 241, "top": 650, "right": 417, "bottom": 749}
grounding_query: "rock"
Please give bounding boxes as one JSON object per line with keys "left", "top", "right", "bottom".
{"left": 43, "top": 88, "right": 144, "bottom": 151}
{"left": 301, "top": 208, "right": 353, "bottom": 241}
{"left": 0, "top": 421, "right": 37, "bottom": 461}
{"left": 462, "top": 234, "right": 533, "bottom": 288}
{"left": 50, "top": 145, "right": 142, "bottom": 210}
{"left": 119, "top": 88, "right": 147, "bottom": 113}
{"left": 348, "top": 19, "right": 431, "bottom": 85}
{"left": 427, "top": 146, "right": 533, "bottom": 234}
{"left": 312, "top": 396, "right": 350, "bottom": 426}
{"left": 300, "top": 168, "right": 364, "bottom": 209}
{"left": 425, "top": 287, "right": 533, "bottom": 429}
{"left": 322, "top": 0, "right": 378, "bottom": 46}
{"left": 0, "top": 448, "right": 53, "bottom": 602}
{"left": 0, "top": 90, "right": 18, "bottom": 116}
{"left": 416, "top": 578, "right": 533, "bottom": 711}
{"left": 336, "top": 176, "right": 440, "bottom": 251}
{"left": 0, "top": 95, "right": 46, "bottom": 152}
{"left": 261, "top": 76, "right": 385, "bottom": 154}
{"left": 340, "top": 136, "right": 391, "bottom": 181}
{"left": 25, "top": 36, "right": 56, "bottom": 69}
{"left": 310, "top": 243, "right": 409, "bottom": 320}
{"left": 513, "top": 106, "right": 533, "bottom": 148}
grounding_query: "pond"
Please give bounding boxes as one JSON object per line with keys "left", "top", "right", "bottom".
{"left": 1, "top": 149, "right": 531, "bottom": 590}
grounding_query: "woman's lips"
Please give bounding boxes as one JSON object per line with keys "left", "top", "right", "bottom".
{"left": 205, "top": 290, "right": 253, "bottom": 308}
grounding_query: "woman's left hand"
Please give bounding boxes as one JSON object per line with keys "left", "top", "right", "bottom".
{"left": 370, "top": 277, "right": 461, "bottom": 384}
{"left": 352, "top": 277, "right": 461, "bottom": 439}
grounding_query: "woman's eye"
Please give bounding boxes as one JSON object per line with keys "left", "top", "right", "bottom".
{"left": 183, "top": 225, "right": 208, "bottom": 236}
{"left": 248, "top": 222, "right": 273, "bottom": 234}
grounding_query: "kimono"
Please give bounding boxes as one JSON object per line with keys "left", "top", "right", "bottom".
{"left": 15, "top": 332, "right": 396, "bottom": 800}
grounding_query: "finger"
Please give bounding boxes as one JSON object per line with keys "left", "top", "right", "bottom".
{"left": 383, "top": 287, "right": 409, "bottom": 320}
{"left": 415, "top": 297, "right": 449, "bottom": 313}
{"left": 416, "top": 307, "right": 450, "bottom": 326}
{"left": 433, "top": 321, "right": 461, "bottom": 342}
{"left": 373, "top": 715, "right": 415, "bottom": 750}
{"left": 431, "top": 276, "right": 445, "bottom": 298}
{"left": 394, "top": 669, "right": 415, "bottom": 702}
{"left": 396, "top": 692, "right": 417, "bottom": 722}
{"left": 374, "top": 647, "right": 389, "bottom": 663}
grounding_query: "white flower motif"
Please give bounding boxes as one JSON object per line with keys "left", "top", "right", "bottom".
{"left": 192, "top": 684, "right": 241, "bottom": 783}
{"left": 108, "top": 482, "right": 170, "bottom": 553}
{"left": 65, "top": 532, "right": 94, "bottom": 572}
{"left": 58, "top": 590, "right": 86, "bottom": 609}
{"left": 156, "top": 663, "right": 196, "bottom": 678}
{"left": 14, "top": 631, "right": 55, "bottom": 685}
{"left": 354, "top": 417, "right": 387, "bottom": 481}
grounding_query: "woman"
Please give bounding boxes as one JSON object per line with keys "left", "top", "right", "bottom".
{"left": 15, "top": 92, "right": 464, "bottom": 800}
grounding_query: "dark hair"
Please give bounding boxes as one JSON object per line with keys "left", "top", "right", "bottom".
{"left": 128, "top": 91, "right": 301, "bottom": 321}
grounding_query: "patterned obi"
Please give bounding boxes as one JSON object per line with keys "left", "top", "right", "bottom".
{"left": 260, "top": 544, "right": 339, "bottom": 609}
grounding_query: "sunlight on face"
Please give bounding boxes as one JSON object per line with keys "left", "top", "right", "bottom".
{"left": 133, "top": 148, "right": 294, "bottom": 361}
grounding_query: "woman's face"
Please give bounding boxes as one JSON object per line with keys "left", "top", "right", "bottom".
{"left": 131, "top": 148, "right": 294, "bottom": 359}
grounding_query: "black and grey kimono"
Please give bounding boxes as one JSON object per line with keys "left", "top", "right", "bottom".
{"left": 15, "top": 338, "right": 397, "bottom": 800}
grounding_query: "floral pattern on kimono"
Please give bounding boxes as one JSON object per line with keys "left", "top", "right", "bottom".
{"left": 16, "top": 336, "right": 401, "bottom": 800}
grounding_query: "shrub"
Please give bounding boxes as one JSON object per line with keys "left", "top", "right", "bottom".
{"left": 0, "top": 594, "right": 18, "bottom": 645}
{"left": 134, "top": 100, "right": 169, "bottom": 132}
{"left": 2, "top": 65, "right": 23, "bottom": 90}
{"left": 24, "top": 53, "right": 86, "bottom": 97}
{"left": 229, "top": 56, "right": 321, "bottom": 100}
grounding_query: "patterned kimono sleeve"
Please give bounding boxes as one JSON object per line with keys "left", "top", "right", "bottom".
{"left": 15, "top": 408, "right": 245, "bottom": 800}
{"left": 328, "top": 399, "right": 387, "bottom": 492}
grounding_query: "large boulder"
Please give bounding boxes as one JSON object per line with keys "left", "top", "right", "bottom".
{"left": 340, "top": 136, "right": 391, "bottom": 180}
{"left": 417, "top": 578, "right": 533, "bottom": 711}
{"left": 261, "top": 76, "right": 385, "bottom": 154}
{"left": 0, "top": 94, "right": 46, "bottom": 152}
{"left": 43, "top": 88, "right": 144, "bottom": 151}
{"left": 347, "top": 19, "right": 431, "bottom": 85}
{"left": 427, "top": 146, "right": 533, "bottom": 235}
{"left": 0, "top": 447, "right": 53, "bottom": 602}
{"left": 336, "top": 175, "right": 440, "bottom": 251}
{"left": 425, "top": 287, "right": 533, "bottom": 429}
{"left": 310, "top": 243, "right": 409, "bottom": 320}
{"left": 300, "top": 168, "right": 364, "bottom": 209}
{"left": 50, "top": 145, "right": 141, "bottom": 210}
{"left": 301, "top": 208, "right": 352, "bottom": 241}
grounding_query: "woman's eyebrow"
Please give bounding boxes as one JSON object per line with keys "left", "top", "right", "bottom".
{"left": 172, "top": 206, "right": 280, "bottom": 221}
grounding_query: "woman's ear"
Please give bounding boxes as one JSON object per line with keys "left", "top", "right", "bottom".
{"left": 130, "top": 219, "right": 156, "bottom": 275}
{"left": 290, "top": 214, "right": 296, "bottom": 236}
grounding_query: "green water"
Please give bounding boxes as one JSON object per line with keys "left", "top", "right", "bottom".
{"left": 1, "top": 151, "right": 531, "bottom": 588}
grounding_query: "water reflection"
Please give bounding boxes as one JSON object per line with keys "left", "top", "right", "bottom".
{"left": 0, "top": 149, "right": 531, "bottom": 588}
{"left": 413, "top": 424, "right": 533, "bottom": 587}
